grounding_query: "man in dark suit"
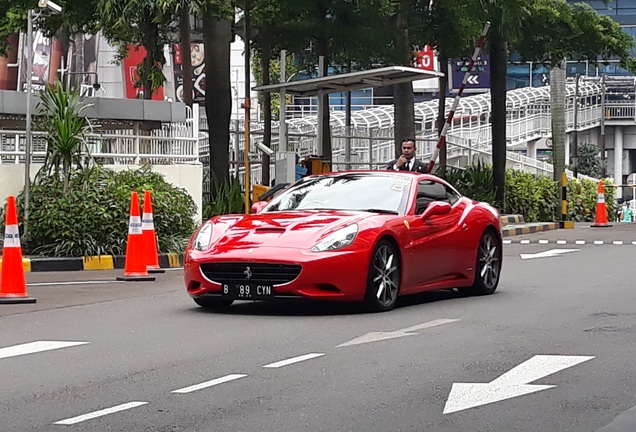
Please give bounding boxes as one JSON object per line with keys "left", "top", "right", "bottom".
{"left": 387, "top": 138, "right": 428, "bottom": 173}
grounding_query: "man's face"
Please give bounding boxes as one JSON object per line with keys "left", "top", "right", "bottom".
{"left": 401, "top": 141, "right": 416, "bottom": 159}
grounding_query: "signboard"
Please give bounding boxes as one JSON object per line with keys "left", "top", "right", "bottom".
{"left": 122, "top": 45, "right": 165, "bottom": 101}
{"left": 412, "top": 45, "right": 435, "bottom": 71}
{"left": 18, "top": 30, "right": 52, "bottom": 92}
{"left": 450, "top": 54, "right": 490, "bottom": 93}
{"left": 627, "top": 173, "right": 636, "bottom": 186}
{"left": 172, "top": 43, "right": 206, "bottom": 104}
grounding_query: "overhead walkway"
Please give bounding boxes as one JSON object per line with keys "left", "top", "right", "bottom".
{"left": 225, "top": 76, "right": 636, "bottom": 185}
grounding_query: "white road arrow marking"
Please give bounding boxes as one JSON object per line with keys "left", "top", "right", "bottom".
{"left": 0, "top": 341, "right": 89, "bottom": 360}
{"left": 519, "top": 249, "right": 579, "bottom": 260}
{"left": 337, "top": 318, "right": 459, "bottom": 347}
{"left": 443, "top": 355, "right": 595, "bottom": 414}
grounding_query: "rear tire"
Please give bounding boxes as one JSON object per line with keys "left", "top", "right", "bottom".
{"left": 194, "top": 296, "right": 234, "bottom": 310}
{"left": 364, "top": 239, "right": 401, "bottom": 312}
{"left": 468, "top": 229, "right": 502, "bottom": 295}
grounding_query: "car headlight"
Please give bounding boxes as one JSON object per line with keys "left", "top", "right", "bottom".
{"left": 312, "top": 224, "right": 358, "bottom": 252}
{"left": 193, "top": 221, "right": 213, "bottom": 251}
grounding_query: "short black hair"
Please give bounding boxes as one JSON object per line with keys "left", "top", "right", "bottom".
{"left": 401, "top": 138, "right": 416, "bottom": 147}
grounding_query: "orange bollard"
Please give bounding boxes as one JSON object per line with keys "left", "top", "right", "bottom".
{"left": 0, "top": 196, "right": 36, "bottom": 304}
{"left": 591, "top": 181, "right": 613, "bottom": 228}
{"left": 142, "top": 190, "right": 165, "bottom": 274}
{"left": 116, "top": 192, "right": 156, "bottom": 282}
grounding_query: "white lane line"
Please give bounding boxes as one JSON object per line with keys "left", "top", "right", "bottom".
{"left": 594, "top": 240, "right": 604, "bottom": 245}
{"left": 503, "top": 240, "right": 512, "bottom": 244}
{"left": 575, "top": 240, "right": 586, "bottom": 245}
{"left": 28, "top": 280, "right": 117, "bottom": 287}
{"left": 263, "top": 353, "right": 325, "bottom": 369}
{"left": 171, "top": 374, "right": 247, "bottom": 394}
{"left": 556, "top": 240, "right": 567, "bottom": 245}
{"left": 520, "top": 240, "right": 530, "bottom": 244}
{"left": 538, "top": 240, "right": 549, "bottom": 244}
{"left": 53, "top": 401, "right": 148, "bottom": 425}
{"left": 613, "top": 240, "right": 624, "bottom": 245}
{"left": 0, "top": 341, "right": 89, "bottom": 360}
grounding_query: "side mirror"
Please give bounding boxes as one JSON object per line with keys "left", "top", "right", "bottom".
{"left": 421, "top": 201, "right": 451, "bottom": 220}
{"left": 251, "top": 201, "right": 268, "bottom": 213}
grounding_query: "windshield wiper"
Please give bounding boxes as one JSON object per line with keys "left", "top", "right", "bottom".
{"left": 359, "top": 208, "right": 399, "bottom": 215}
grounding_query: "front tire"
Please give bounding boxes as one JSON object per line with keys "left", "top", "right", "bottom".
{"left": 364, "top": 239, "right": 401, "bottom": 312}
{"left": 193, "top": 296, "right": 234, "bottom": 310}
{"left": 469, "top": 229, "right": 502, "bottom": 295}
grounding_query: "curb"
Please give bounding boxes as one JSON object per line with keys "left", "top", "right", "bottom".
{"left": 502, "top": 222, "right": 559, "bottom": 237}
{"left": 1, "top": 253, "right": 183, "bottom": 273}
{"left": 500, "top": 214, "right": 525, "bottom": 224}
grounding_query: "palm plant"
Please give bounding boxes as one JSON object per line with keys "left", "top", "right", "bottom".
{"left": 36, "top": 81, "right": 93, "bottom": 194}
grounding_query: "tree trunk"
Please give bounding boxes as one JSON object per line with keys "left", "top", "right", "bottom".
{"left": 437, "top": 53, "right": 449, "bottom": 175}
{"left": 260, "top": 39, "right": 271, "bottom": 187}
{"left": 202, "top": 14, "right": 232, "bottom": 194}
{"left": 179, "top": 7, "right": 193, "bottom": 107}
{"left": 73, "top": 33, "right": 84, "bottom": 90}
{"left": 489, "top": 34, "right": 507, "bottom": 209}
{"left": 393, "top": 0, "right": 415, "bottom": 156}
{"left": 550, "top": 59, "right": 566, "bottom": 181}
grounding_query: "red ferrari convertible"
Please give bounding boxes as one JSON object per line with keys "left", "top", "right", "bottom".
{"left": 184, "top": 171, "right": 503, "bottom": 312}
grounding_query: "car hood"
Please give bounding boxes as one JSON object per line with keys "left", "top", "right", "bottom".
{"left": 209, "top": 210, "right": 371, "bottom": 251}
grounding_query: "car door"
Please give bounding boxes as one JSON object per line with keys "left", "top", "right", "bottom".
{"left": 405, "top": 179, "right": 464, "bottom": 289}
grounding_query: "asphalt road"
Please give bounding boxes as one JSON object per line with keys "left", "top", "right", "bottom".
{"left": 1, "top": 225, "right": 636, "bottom": 431}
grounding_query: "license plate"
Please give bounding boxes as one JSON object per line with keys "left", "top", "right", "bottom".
{"left": 222, "top": 283, "right": 274, "bottom": 300}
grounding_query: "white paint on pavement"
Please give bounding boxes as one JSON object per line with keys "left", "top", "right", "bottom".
{"left": 171, "top": 374, "right": 247, "bottom": 394}
{"left": 538, "top": 240, "right": 549, "bottom": 244}
{"left": 27, "top": 280, "right": 117, "bottom": 287}
{"left": 594, "top": 240, "right": 604, "bottom": 245}
{"left": 263, "top": 353, "right": 325, "bottom": 368}
{"left": 443, "top": 355, "right": 595, "bottom": 414}
{"left": 520, "top": 240, "right": 530, "bottom": 244}
{"left": 519, "top": 249, "right": 579, "bottom": 260}
{"left": 575, "top": 240, "right": 586, "bottom": 245}
{"left": 613, "top": 240, "right": 624, "bottom": 245}
{"left": 0, "top": 341, "right": 89, "bottom": 360}
{"left": 54, "top": 401, "right": 148, "bottom": 425}
{"left": 337, "top": 319, "right": 460, "bottom": 347}
{"left": 556, "top": 240, "right": 567, "bottom": 245}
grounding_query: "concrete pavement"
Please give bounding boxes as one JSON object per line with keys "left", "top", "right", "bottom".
{"left": 1, "top": 229, "right": 636, "bottom": 431}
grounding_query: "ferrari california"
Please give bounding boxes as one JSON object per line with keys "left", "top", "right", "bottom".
{"left": 184, "top": 171, "right": 503, "bottom": 312}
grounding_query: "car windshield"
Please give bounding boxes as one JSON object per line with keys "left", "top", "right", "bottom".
{"left": 264, "top": 173, "right": 412, "bottom": 214}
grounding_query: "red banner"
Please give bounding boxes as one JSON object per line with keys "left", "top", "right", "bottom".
{"left": 122, "top": 45, "right": 164, "bottom": 101}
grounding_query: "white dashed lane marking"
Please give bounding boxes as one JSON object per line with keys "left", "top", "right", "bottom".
{"left": 54, "top": 401, "right": 148, "bottom": 425}
{"left": 504, "top": 239, "right": 636, "bottom": 246}
{"left": 171, "top": 374, "right": 247, "bottom": 394}
{"left": 0, "top": 341, "right": 89, "bottom": 360}
{"left": 263, "top": 353, "right": 325, "bottom": 368}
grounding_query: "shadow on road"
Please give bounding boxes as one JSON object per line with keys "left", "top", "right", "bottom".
{"left": 185, "top": 288, "right": 487, "bottom": 317}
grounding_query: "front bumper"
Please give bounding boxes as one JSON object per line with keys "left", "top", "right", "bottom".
{"left": 184, "top": 246, "right": 371, "bottom": 302}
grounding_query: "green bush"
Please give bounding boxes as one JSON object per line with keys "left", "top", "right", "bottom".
{"left": 1, "top": 165, "right": 197, "bottom": 257}
{"left": 440, "top": 163, "right": 614, "bottom": 223}
{"left": 505, "top": 170, "right": 559, "bottom": 222}
{"left": 439, "top": 161, "right": 496, "bottom": 204}
{"left": 202, "top": 173, "right": 245, "bottom": 219}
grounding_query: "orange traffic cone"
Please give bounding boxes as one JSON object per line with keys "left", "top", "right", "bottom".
{"left": 142, "top": 190, "right": 164, "bottom": 274}
{"left": 116, "top": 192, "right": 156, "bottom": 282}
{"left": 0, "top": 196, "right": 36, "bottom": 304}
{"left": 591, "top": 181, "right": 613, "bottom": 228}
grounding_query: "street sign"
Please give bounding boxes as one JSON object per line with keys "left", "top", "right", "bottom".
{"left": 412, "top": 45, "right": 435, "bottom": 71}
{"left": 450, "top": 54, "right": 490, "bottom": 93}
{"left": 443, "top": 355, "right": 595, "bottom": 414}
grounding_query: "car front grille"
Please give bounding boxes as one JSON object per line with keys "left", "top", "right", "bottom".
{"left": 199, "top": 262, "right": 302, "bottom": 285}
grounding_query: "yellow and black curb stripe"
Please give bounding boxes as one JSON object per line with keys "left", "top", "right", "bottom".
{"left": 500, "top": 214, "right": 525, "bottom": 224}
{"left": 502, "top": 223, "right": 560, "bottom": 237}
{"left": 1, "top": 253, "right": 183, "bottom": 273}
